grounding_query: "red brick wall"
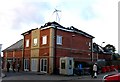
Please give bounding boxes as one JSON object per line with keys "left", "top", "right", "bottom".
{"left": 6, "top": 51, "right": 13, "bottom": 58}
{"left": 52, "top": 29, "right": 93, "bottom": 68}
{"left": 24, "top": 33, "right": 31, "bottom": 49}
{"left": 14, "top": 50, "right": 22, "bottom": 58}
{"left": 98, "top": 53, "right": 111, "bottom": 60}
{"left": 56, "top": 30, "right": 92, "bottom": 62}
{"left": 39, "top": 48, "right": 49, "bottom": 57}
{"left": 93, "top": 52, "right": 112, "bottom": 61}
{"left": 57, "top": 30, "right": 91, "bottom": 50}
{"left": 40, "top": 28, "right": 50, "bottom": 47}
{"left": 3, "top": 50, "right": 22, "bottom": 58}
{"left": 24, "top": 33, "right": 31, "bottom": 58}
{"left": 2, "top": 50, "right": 23, "bottom": 69}
{"left": 24, "top": 50, "right": 30, "bottom": 58}
{"left": 39, "top": 29, "right": 50, "bottom": 57}
{"left": 22, "top": 33, "right": 32, "bottom": 71}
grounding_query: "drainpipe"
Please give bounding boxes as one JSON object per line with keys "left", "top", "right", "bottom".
{"left": 22, "top": 39, "right": 25, "bottom": 71}
{"left": 53, "top": 26, "right": 57, "bottom": 74}
{"left": 91, "top": 39, "right": 93, "bottom": 62}
{"left": 22, "top": 49, "right": 24, "bottom": 71}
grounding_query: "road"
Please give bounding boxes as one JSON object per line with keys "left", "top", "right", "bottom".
{"left": 1, "top": 70, "right": 117, "bottom": 82}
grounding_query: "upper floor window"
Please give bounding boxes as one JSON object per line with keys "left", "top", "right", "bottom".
{"left": 89, "top": 42, "right": 91, "bottom": 47}
{"left": 42, "top": 36, "right": 47, "bottom": 45}
{"left": 57, "top": 35, "right": 62, "bottom": 45}
{"left": 88, "top": 42, "right": 91, "bottom": 50}
{"left": 33, "top": 38, "right": 38, "bottom": 46}
{"left": 26, "top": 39, "right": 29, "bottom": 47}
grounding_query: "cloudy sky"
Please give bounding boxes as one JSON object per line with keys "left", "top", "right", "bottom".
{"left": 0, "top": 0, "right": 119, "bottom": 55}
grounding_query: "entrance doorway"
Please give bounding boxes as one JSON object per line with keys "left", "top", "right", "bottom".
{"left": 40, "top": 58, "right": 47, "bottom": 73}
{"left": 31, "top": 58, "right": 38, "bottom": 72}
{"left": 24, "top": 59, "right": 29, "bottom": 71}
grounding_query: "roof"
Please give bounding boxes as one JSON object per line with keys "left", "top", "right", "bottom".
{"left": 93, "top": 43, "right": 112, "bottom": 55}
{"left": 21, "top": 28, "right": 38, "bottom": 35}
{"left": 40, "top": 21, "right": 94, "bottom": 39}
{"left": 2, "top": 39, "right": 23, "bottom": 52}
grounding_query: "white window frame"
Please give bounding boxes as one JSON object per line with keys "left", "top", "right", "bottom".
{"left": 24, "top": 59, "right": 29, "bottom": 71}
{"left": 26, "top": 39, "right": 29, "bottom": 47}
{"left": 40, "top": 58, "right": 47, "bottom": 73}
{"left": 42, "top": 36, "right": 47, "bottom": 45}
{"left": 57, "top": 35, "right": 62, "bottom": 45}
{"left": 88, "top": 42, "right": 91, "bottom": 50}
{"left": 89, "top": 42, "right": 91, "bottom": 46}
{"left": 33, "top": 38, "right": 38, "bottom": 46}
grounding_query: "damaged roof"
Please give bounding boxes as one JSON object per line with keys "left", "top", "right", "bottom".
{"left": 2, "top": 39, "right": 23, "bottom": 52}
{"left": 93, "top": 43, "right": 112, "bottom": 55}
{"left": 40, "top": 21, "right": 94, "bottom": 38}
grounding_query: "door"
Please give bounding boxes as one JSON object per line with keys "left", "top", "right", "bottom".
{"left": 7, "top": 59, "right": 13, "bottom": 70}
{"left": 24, "top": 59, "right": 29, "bottom": 71}
{"left": 31, "top": 58, "right": 38, "bottom": 72}
{"left": 40, "top": 58, "right": 47, "bottom": 73}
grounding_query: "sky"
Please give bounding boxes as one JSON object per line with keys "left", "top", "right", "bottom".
{"left": 0, "top": 0, "right": 119, "bottom": 56}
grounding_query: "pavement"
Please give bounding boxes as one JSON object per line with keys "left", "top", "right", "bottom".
{"left": 2, "top": 73, "right": 6, "bottom": 78}
{"left": 1, "top": 69, "right": 118, "bottom": 80}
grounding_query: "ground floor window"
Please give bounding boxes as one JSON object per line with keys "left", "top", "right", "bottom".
{"left": 31, "top": 58, "right": 38, "bottom": 72}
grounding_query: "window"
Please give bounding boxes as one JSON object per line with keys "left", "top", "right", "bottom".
{"left": 89, "top": 42, "right": 91, "bottom": 47}
{"left": 26, "top": 39, "right": 29, "bottom": 47}
{"left": 42, "top": 36, "right": 47, "bottom": 45}
{"left": 33, "top": 38, "right": 37, "bottom": 46}
{"left": 89, "top": 42, "right": 91, "bottom": 50}
{"left": 69, "top": 60, "right": 72, "bottom": 65}
{"left": 69, "top": 60, "right": 72, "bottom": 69}
{"left": 57, "top": 35, "right": 62, "bottom": 45}
{"left": 61, "top": 60, "right": 65, "bottom": 69}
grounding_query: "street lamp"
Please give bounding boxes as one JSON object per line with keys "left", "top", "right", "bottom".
{"left": 0, "top": 44, "right": 2, "bottom": 78}
{"left": 97, "top": 42, "right": 105, "bottom": 61}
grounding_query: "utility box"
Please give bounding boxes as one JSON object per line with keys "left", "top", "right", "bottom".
{"left": 59, "top": 57, "right": 74, "bottom": 75}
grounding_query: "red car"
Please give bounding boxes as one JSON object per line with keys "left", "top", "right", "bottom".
{"left": 103, "top": 73, "right": 120, "bottom": 82}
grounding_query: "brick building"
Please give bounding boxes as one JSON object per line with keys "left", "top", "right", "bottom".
{"left": 2, "top": 39, "right": 23, "bottom": 70}
{"left": 2, "top": 22, "right": 111, "bottom": 74}
{"left": 93, "top": 43, "right": 112, "bottom": 62}
{"left": 21, "top": 22, "right": 94, "bottom": 74}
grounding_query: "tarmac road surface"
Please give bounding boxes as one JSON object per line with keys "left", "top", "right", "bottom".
{"left": 1, "top": 70, "right": 117, "bottom": 82}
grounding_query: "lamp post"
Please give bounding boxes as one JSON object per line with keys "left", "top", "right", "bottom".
{"left": 0, "top": 44, "right": 2, "bottom": 78}
{"left": 97, "top": 42, "right": 105, "bottom": 61}
{"left": 101, "top": 42, "right": 105, "bottom": 47}
{"left": 91, "top": 41, "right": 93, "bottom": 62}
